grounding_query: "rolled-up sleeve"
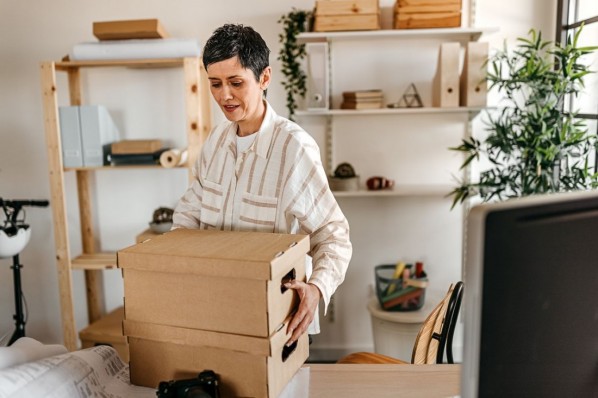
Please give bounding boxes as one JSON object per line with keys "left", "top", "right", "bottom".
{"left": 172, "top": 149, "right": 207, "bottom": 229}
{"left": 283, "top": 137, "right": 352, "bottom": 313}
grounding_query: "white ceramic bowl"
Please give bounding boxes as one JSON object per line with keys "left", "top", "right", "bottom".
{"left": 149, "top": 222, "right": 173, "bottom": 234}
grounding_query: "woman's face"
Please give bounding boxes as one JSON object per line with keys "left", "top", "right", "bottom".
{"left": 207, "top": 56, "right": 271, "bottom": 135}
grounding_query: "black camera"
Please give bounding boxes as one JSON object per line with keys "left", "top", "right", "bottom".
{"left": 156, "top": 370, "right": 220, "bottom": 398}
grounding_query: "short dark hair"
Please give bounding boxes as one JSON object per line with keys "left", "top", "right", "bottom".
{"left": 202, "top": 24, "right": 270, "bottom": 82}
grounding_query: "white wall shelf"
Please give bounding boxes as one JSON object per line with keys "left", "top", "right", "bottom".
{"left": 333, "top": 185, "right": 453, "bottom": 198}
{"left": 297, "top": 27, "right": 498, "bottom": 43}
{"left": 296, "top": 107, "right": 485, "bottom": 117}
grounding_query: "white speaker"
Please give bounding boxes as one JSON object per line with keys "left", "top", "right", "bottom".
{"left": 306, "top": 42, "right": 329, "bottom": 110}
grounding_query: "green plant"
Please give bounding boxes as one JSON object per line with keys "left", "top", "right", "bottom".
{"left": 278, "top": 8, "right": 312, "bottom": 121}
{"left": 450, "top": 28, "right": 598, "bottom": 208}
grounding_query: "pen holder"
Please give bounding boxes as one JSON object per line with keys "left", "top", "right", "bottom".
{"left": 375, "top": 264, "right": 428, "bottom": 312}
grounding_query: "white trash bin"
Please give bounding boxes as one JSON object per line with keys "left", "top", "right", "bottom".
{"left": 367, "top": 292, "right": 441, "bottom": 362}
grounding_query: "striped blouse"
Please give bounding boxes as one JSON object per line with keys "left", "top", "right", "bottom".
{"left": 173, "top": 102, "right": 352, "bottom": 325}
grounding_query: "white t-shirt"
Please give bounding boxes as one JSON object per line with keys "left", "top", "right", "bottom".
{"left": 236, "top": 133, "right": 257, "bottom": 157}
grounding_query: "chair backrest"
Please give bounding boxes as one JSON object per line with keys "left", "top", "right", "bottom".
{"left": 411, "top": 281, "right": 464, "bottom": 364}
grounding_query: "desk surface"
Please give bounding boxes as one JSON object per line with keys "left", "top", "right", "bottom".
{"left": 306, "top": 364, "right": 461, "bottom": 397}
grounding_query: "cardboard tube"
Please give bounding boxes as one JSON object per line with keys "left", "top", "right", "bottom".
{"left": 160, "top": 148, "right": 188, "bottom": 168}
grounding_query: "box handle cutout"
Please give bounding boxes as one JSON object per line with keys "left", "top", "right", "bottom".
{"left": 275, "top": 322, "right": 286, "bottom": 333}
{"left": 282, "top": 340, "right": 297, "bottom": 362}
{"left": 280, "top": 268, "right": 296, "bottom": 293}
{"left": 275, "top": 251, "right": 284, "bottom": 257}
{"left": 288, "top": 241, "right": 297, "bottom": 248}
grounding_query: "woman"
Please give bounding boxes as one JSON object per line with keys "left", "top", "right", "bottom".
{"left": 173, "top": 24, "right": 352, "bottom": 346}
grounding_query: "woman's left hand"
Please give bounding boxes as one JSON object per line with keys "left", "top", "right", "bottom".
{"left": 284, "top": 280, "right": 321, "bottom": 346}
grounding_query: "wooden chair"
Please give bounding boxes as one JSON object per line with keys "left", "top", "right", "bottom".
{"left": 337, "top": 281, "right": 464, "bottom": 365}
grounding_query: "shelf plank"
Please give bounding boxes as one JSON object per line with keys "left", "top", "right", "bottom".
{"left": 295, "top": 107, "right": 485, "bottom": 117}
{"left": 54, "top": 58, "right": 188, "bottom": 71}
{"left": 71, "top": 253, "right": 118, "bottom": 270}
{"left": 333, "top": 185, "right": 453, "bottom": 198}
{"left": 63, "top": 164, "right": 188, "bottom": 172}
{"left": 297, "top": 27, "right": 498, "bottom": 43}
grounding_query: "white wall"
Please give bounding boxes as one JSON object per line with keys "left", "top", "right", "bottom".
{"left": 0, "top": 0, "right": 556, "bottom": 357}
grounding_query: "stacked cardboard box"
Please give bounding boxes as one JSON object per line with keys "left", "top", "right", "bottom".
{"left": 394, "top": 0, "right": 462, "bottom": 29}
{"left": 117, "top": 228, "right": 310, "bottom": 397}
{"left": 314, "top": 0, "right": 381, "bottom": 32}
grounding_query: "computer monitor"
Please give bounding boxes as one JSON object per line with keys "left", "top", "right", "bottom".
{"left": 461, "top": 191, "right": 598, "bottom": 397}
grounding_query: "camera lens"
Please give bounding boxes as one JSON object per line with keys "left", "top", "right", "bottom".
{"left": 183, "top": 386, "right": 213, "bottom": 398}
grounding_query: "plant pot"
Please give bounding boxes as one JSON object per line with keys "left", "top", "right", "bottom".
{"left": 328, "top": 176, "right": 360, "bottom": 191}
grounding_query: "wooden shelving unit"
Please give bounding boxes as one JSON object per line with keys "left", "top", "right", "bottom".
{"left": 40, "top": 57, "right": 211, "bottom": 351}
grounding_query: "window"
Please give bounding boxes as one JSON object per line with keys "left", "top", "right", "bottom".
{"left": 556, "top": 0, "right": 598, "bottom": 123}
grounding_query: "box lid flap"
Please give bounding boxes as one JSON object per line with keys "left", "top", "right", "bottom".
{"left": 123, "top": 319, "right": 293, "bottom": 356}
{"left": 118, "top": 229, "right": 309, "bottom": 280}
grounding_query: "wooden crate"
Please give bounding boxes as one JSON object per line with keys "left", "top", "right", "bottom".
{"left": 394, "top": 0, "right": 462, "bottom": 29}
{"left": 79, "top": 306, "right": 129, "bottom": 362}
{"left": 315, "top": 0, "right": 381, "bottom": 32}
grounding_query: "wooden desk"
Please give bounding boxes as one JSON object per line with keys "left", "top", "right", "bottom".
{"left": 307, "top": 364, "right": 460, "bottom": 397}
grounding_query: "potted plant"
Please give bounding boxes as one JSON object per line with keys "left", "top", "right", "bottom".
{"left": 278, "top": 8, "right": 313, "bottom": 120}
{"left": 450, "top": 28, "right": 597, "bottom": 208}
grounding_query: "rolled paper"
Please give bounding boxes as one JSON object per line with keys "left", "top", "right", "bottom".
{"left": 0, "top": 337, "right": 68, "bottom": 370}
{"left": 159, "top": 148, "right": 188, "bottom": 168}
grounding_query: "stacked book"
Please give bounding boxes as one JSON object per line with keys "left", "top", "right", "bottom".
{"left": 341, "top": 90, "right": 384, "bottom": 110}
{"left": 109, "top": 139, "right": 166, "bottom": 165}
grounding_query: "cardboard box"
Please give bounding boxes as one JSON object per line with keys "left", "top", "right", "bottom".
{"left": 135, "top": 228, "right": 161, "bottom": 243}
{"left": 394, "top": 0, "right": 462, "bottom": 29}
{"left": 124, "top": 319, "right": 309, "bottom": 396}
{"left": 111, "top": 139, "right": 163, "bottom": 155}
{"left": 93, "top": 19, "right": 169, "bottom": 40}
{"left": 117, "top": 229, "right": 309, "bottom": 337}
{"left": 79, "top": 307, "right": 129, "bottom": 362}
{"left": 314, "top": 0, "right": 381, "bottom": 32}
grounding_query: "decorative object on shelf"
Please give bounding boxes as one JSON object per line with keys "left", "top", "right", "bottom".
{"left": 366, "top": 176, "right": 395, "bottom": 190}
{"left": 393, "top": 0, "right": 462, "bottom": 30}
{"left": 328, "top": 162, "right": 360, "bottom": 191}
{"left": 450, "top": 28, "right": 598, "bottom": 208}
{"left": 375, "top": 263, "right": 428, "bottom": 311}
{"left": 341, "top": 89, "right": 384, "bottom": 109}
{"left": 387, "top": 83, "right": 423, "bottom": 108}
{"left": 278, "top": 8, "right": 313, "bottom": 120}
{"left": 159, "top": 148, "right": 188, "bottom": 168}
{"left": 314, "top": 0, "right": 381, "bottom": 32}
{"left": 149, "top": 207, "right": 173, "bottom": 233}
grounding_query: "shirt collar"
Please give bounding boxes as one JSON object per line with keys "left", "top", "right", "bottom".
{"left": 224, "top": 100, "right": 277, "bottom": 159}
{"left": 253, "top": 101, "right": 276, "bottom": 159}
